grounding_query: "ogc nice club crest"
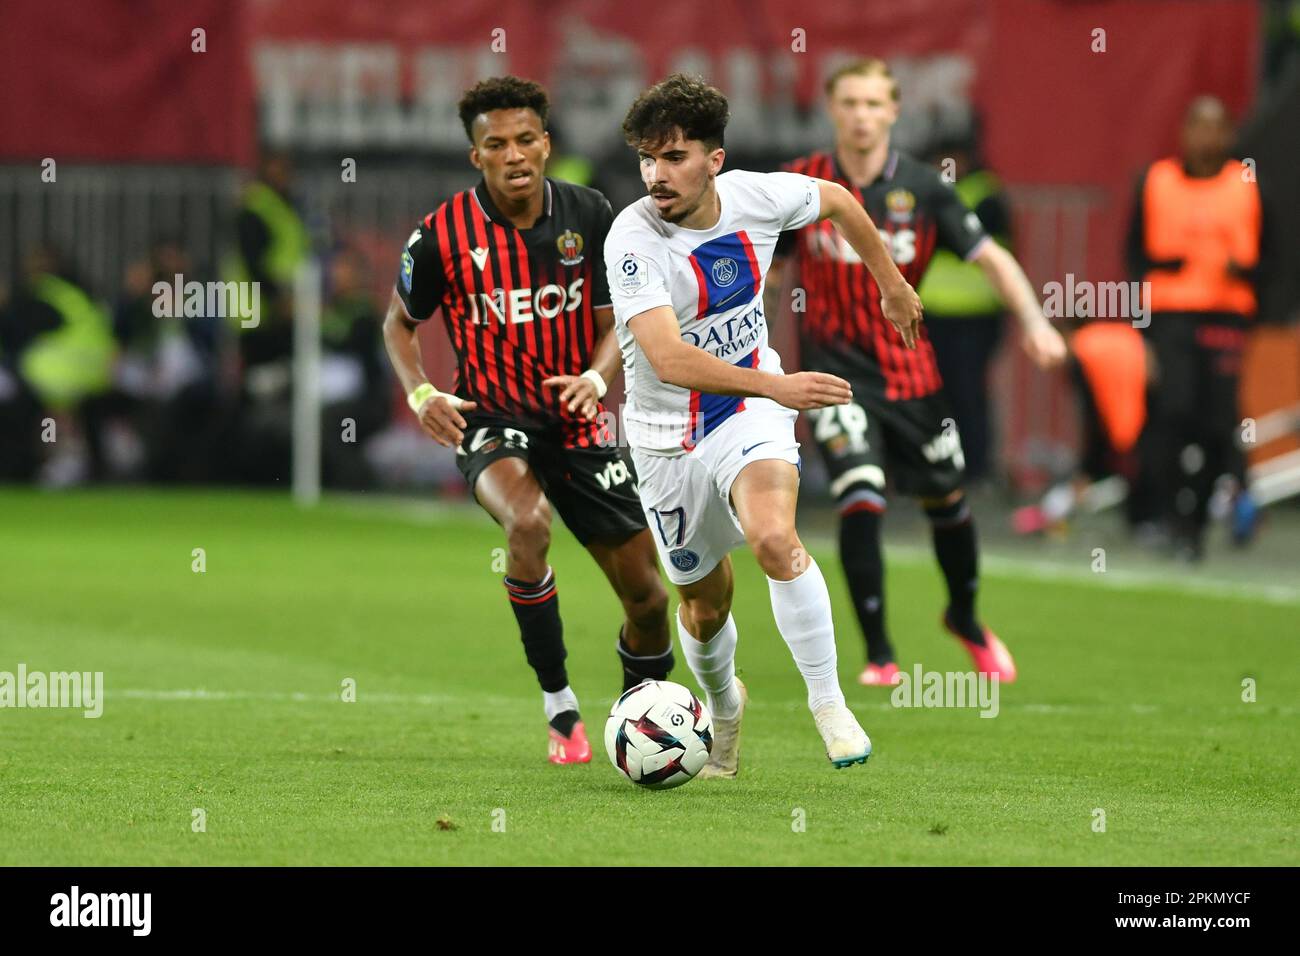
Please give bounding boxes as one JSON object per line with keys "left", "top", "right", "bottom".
{"left": 557, "top": 229, "right": 584, "bottom": 266}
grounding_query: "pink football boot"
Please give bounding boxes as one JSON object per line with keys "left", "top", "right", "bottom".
{"left": 943, "top": 616, "right": 1018, "bottom": 683}
{"left": 548, "top": 720, "right": 592, "bottom": 764}
{"left": 857, "top": 662, "right": 902, "bottom": 686}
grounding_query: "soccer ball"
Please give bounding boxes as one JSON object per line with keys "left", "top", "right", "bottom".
{"left": 604, "top": 680, "right": 713, "bottom": 789}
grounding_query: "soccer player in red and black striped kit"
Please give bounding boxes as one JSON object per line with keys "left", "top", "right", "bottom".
{"left": 383, "top": 77, "right": 672, "bottom": 763}
{"left": 768, "top": 59, "right": 1067, "bottom": 684}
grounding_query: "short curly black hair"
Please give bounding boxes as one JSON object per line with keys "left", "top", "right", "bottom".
{"left": 458, "top": 76, "right": 550, "bottom": 143}
{"left": 621, "top": 73, "right": 729, "bottom": 152}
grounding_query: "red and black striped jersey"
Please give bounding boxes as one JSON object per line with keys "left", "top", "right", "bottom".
{"left": 778, "top": 150, "right": 991, "bottom": 401}
{"left": 396, "top": 177, "right": 615, "bottom": 447}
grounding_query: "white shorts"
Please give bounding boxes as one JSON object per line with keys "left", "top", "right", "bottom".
{"left": 631, "top": 398, "right": 801, "bottom": 585}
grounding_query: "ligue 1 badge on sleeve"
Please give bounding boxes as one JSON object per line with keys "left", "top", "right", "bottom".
{"left": 400, "top": 248, "right": 414, "bottom": 290}
{"left": 618, "top": 253, "right": 649, "bottom": 292}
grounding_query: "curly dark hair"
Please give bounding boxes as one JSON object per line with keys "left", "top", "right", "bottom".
{"left": 458, "top": 76, "right": 550, "bottom": 143}
{"left": 621, "top": 73, "right": 729, "bottom": 152}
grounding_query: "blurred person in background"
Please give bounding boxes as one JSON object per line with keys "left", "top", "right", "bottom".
{"left": 1012, "top": 319, "right": 1158, "bottom": 537}
{"left": 1126, "top": 95, "right": 1268, "bottom": 560}
{"left": 228, "top": 149, "right": 310, "bottom": 366}
{"left": 544, "top": 124, "right": 594, "bottom": 187}
{"left": 917, "top": 121, "right": 1012, "bottom": 485}
{"left": 768, "top": 58, "right": 1067, "bottom": 686}
{"left": 1262, "top": 0, "right": 1300, "bottom": 90}
{"left": 110, "top": 238, "right": 227, "bottom": 481}
{"left": 225, "top": 148, "right": 311, "bottom": 483}
{"left": 0, "top": 279, "right": 46, "bottom": 481}
{"left": 319, "top": 247, "right": 390, "bottom": 488}
{"left": 0, "top": 244, "right": 114, "bottom": 486}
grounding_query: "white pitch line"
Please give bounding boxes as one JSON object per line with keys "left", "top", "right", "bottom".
{"left": 117, "top": 687, "right": 519, "bottom": 708}
{"left": 324, "top": 495, "right": 1300, "bottom": 608}
{"left": 803, "top": 536, "right": 1300, "bottom": 608}
{"left": 116, "top": 688, "right": 1296, "bottom": 719}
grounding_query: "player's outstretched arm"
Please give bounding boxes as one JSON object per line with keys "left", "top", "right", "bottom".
{"left": 627, "top": 305, "right": 851, "bottom": 411}
{"left": 381, "top": 290, "right": 477, "bottom": 447}
{"left": 813, "top": 179, "right": 924, "bottom": 348}
{"left": 971, "top": 242, "right": 1067, "bottom": 369}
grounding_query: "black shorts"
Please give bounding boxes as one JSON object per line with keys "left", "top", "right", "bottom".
{"left": 807, "top": 386, "right": 966, "bottom": 501}
{"left": 456, "top": 421, "right": 647, "bottom": 546}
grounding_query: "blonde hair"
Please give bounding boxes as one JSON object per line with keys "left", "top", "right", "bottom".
{"left": 824, "top": 58, "right": 899, "bottom": 101}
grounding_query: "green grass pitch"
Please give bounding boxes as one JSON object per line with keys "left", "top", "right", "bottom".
{"left": 1, "top": 489, "right": 1295, "bottom": 866}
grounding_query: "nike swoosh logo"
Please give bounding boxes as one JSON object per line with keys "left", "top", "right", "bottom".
{"left": 469, "top": 247, "right": 489, "bottom": 271}
{"left": 713, "top": 287, "right": 749, "bottom": 309}
{"left": 742, "top": 441, "right": 771, "bottom": 456}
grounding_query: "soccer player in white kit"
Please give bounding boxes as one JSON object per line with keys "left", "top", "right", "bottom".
{"left": 605, "top": 74, "right": 925, "bottom": 775}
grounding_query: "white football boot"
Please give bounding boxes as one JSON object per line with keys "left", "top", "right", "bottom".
{"left": 812, "top": 701, "right": 872, "bottom": 768}
{"left": 697, "top": 678, "right": 747, "bottom": 779}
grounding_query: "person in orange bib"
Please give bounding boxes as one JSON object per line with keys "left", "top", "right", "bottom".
{"left": 1125, "top": 96, "right": 1268, "bottom": 560}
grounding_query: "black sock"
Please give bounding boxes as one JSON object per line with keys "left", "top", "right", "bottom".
{"left": 504, "top": 567, "right": 570, "bottom": 692}
{"left": 925, "top": 497, "right": 984, "bottom": 645}
{"left": 548, "top": 710, "right": 580, "bottom": 737}
{"left": 838, "top": 496, "right": 895, "bottom": 665}
{"left": 617, "top": 627, "right": 675, "bottom": 692}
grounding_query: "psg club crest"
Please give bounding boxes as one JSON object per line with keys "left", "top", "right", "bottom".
{"left": 885, "top": 188, "right": 916, "bottom": 223}
{"left": 669, "top": 548, "right": 700, "bottom": 573}
{"left": 710, "top": 256, "right": 738, "bottom": 287}
{"left": 556, "top": 229, "right": 585, "bottom": 265}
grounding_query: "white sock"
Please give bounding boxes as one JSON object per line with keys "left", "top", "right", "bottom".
{"left": 543, "top": 686, "right": 579, "bottom": 721}
{"left": 676, "top": 607, "right": 742, "bottom": 720}
{"left": 767, "top": 557, "right": 844, "bottom": 712}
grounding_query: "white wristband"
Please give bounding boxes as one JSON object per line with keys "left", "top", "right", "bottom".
{"left": 407, "top": 382, "right": 462, "bottom": 414}
{"left": 580, "top": 368, "right": 608, "bottom": 399}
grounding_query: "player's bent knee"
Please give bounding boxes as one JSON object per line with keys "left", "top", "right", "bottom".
{"left": 679, "top": 595, "right": 730, "bottom": 642}
{"left": 747, "top": 527, "right": 801, "bottom": 577}
{"left": 505, "top": 503, "right": 552, "bottom": 554}
{"left": 625, "top": 585, "right": 669, "bottom": 628}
